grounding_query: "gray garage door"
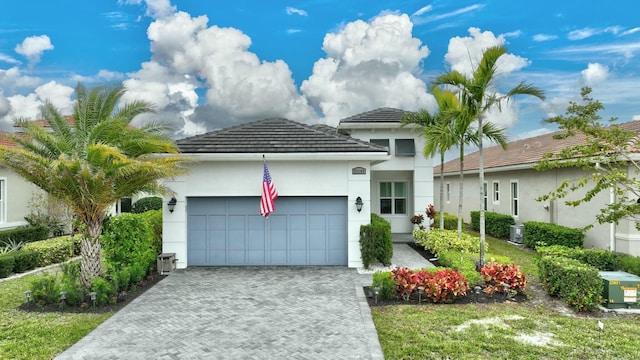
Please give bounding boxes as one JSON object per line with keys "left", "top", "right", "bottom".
{"left": 187, "top": 197, "right": 347, "bottom": 266}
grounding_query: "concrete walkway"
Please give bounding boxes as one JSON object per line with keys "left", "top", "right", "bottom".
{"left": 56, "top": 267, "right": 384, "bottom": 360}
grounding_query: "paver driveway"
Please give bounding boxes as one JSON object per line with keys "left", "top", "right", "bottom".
{"left": 56, "top": 267, "right": 383, "bottom": 360}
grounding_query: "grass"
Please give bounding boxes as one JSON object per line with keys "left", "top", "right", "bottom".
{"left": 0, "top": 274, "right": 113, "bottom": 360}
{"left": 372, "top": 303, "right": 640, "bottom": 360}
{"left": 373, "top": 230, "right": 640, "bottom": 359}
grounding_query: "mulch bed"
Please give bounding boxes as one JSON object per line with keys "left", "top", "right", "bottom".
{"left": 365, "top": 241, "right": 529, "bottom": 307}
{"left": 17, "top": 273, "right": 167, "bottom": 314}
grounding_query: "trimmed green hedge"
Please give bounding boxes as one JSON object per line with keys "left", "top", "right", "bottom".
{"left": 413, "top": 229, "right": 487, "bottom": 256}
{"left": 22, "top": 236, "right": 80, "bottom": 267}
{"left": 0, "top": 254, "right": 15, "bottom": 278}
{"left": 618, "top": 253, "right": 640, "bottom": 277}
{"left": 360, "top": 214, "right": 392, "bottom": 268}
{"left": 537, "top": 256, "right": 602, "bottom": 312}
{"left": 537, "top": 245, "right": 618, "bottom": 271}
{"left": 434, "top": 212, "right": 458, "bottom": 230}
{"left": 0, "top": 225, "right": 49, "bottom": 247}
{"left": 12, "top": 250, "right": 39, "bottom": 273}
{"left": 523, "top": 221, "right": 584, "bottom": 250}
{"left": 131, "top": 196, "right": 162, "bottom": 214}
{"left": 470, "top": 211, "right": 515, "bottom": 238}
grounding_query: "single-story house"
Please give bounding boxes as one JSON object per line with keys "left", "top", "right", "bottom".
{"left": 162, "top": 108, "right": 434, "bottom": 268}
{"left": 434, "top": 120, "right": 640, "bottom": 256}
{"left": 0, "top": 132, "right": 42, "bottom": 230}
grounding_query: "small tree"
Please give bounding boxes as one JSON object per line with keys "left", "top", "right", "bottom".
{"left": 535, "top": 87, "right": 640, "bottom": 229}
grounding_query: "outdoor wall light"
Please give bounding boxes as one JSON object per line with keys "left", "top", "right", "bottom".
{"left": 167, "top": 197, "right": 177, "bottom": 213}
{"left": 355, "top": 196, "right": 364, "bottom": 212}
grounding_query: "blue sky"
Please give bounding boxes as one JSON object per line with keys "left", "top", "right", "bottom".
{"left": 1, "top": 0, "right": 639, "bottom": 146}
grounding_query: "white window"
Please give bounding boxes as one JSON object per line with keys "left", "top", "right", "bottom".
{"left": 380, "top": 182, "right": 407, "bottom": 214}
{"left": 0, "top": 179, "right": 5, "bottom": 223}
{"left": 445, "top": 182, "right": 451, "bottom": 203}
{"left": 483, "top": 182, "right": 488, "bottom": 211}
{"left": 511, "top": 181, "right": 519, "bottom": 217}
{"left": 493, "top": 181, "right": 500, "bottom": 204}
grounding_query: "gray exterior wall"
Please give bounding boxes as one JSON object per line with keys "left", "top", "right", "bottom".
{"left": 435, "top": 165, "right": 640, "bottom": 255}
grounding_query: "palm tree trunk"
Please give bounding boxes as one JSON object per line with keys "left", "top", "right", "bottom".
{"left": 478, "top": 114, "right": 486, "bottom": 267}
{"left": 457, "top": 143, "right": 464, "bottom": 238}
{"left": 80, "top": 220, "right": 104, "bottom": 288}
{"left": 439, "top": 152, "right": 445, "bottom": 229}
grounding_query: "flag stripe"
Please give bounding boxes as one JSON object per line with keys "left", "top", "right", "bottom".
{"left": 260, "top": 160, "right": 278, "bottom": 217}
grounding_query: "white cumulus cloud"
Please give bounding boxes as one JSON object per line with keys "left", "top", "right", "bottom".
{"left": 14, "top": 35, "right": 54, "bottom": 66}
{"left": 0, "top": 81, "right": 74, "bottom": 131}
{"left": 286, "top": 7, "right": 308, "bottom": 16}
{"left": 581, "top": 63, "right": 609, "bottom": 85}
{"left": 301, "top": 13, "right": 435, "bottom": 124}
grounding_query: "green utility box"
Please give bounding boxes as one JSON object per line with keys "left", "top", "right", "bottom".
{"left": 599, "top": 271, "right": 640, "bottom": 309}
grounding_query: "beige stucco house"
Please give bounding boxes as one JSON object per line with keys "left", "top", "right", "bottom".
{"left": 434, "top": 120, "right": 640, "bottom": 256}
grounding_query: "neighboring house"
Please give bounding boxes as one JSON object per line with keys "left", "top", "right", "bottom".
{"left": 434, "top": 120, "right": 640, "bottom": 256}
{"left": 162, "top": 108, "right": 434, "bottom": 269}
{"left": 0, "top": 132, "right": 40, "bottom": 230}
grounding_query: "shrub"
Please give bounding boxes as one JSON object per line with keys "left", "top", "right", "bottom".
{"left": 91, "top": 277, "right": 115, "bottom": 306}
{"left": 131, "top": 197, "right": 163, "bottom": 214}
{"left": 12, "top": 250, "right": 39, "bottom": 273}
{"left": 102, "top": 213, "right": 156, "bottom": 273}
{"left": 359, "top": 214, "right": 392, "bottom": 268}
{"left": 141, "top": 209, "right": 163, "bottom": 256}
{"left": 31, "top": 274, "right": 61, "bottom": 304}
{"left": 537, "top": 256, "right": 602, "bottom": 312}
{"left": 434, "top": 212, "right": 458, "bottom": 230}
{"left": 523, "top": 221, "right": 584, "bottom": 250}
{"left": 0, "top": 225, "right": 49, "bottom": 247}
{"left": 480, "top": 261, "right": 527, "bottom": 295}
{"left": 23, "top": 236, "right": 79, "bottom": 267}
{"left": 618, "top": 254, "right": 640, "bottom": 277}
{"left": 371, "top": 271, "right": 394, "bottom": 301}
{"left": 391, "top": 267, "right": 469, "bottom": 303}
{"left": 422, "top": 268, "right": 469, "bottom": 303}
{"left": 413, "top": 229, "right": 487, "bottom": 256}
{"left": 0, "top": 254, "right": 15, "bottom": 278}
{"left": 438, "top": 251, "right": 512, "bottom": 286}
{"left": 537, "top": 245, "right": 619, "bottom": 271}
{"left": 470, "top": 211, "right": 515, "bottom": 238}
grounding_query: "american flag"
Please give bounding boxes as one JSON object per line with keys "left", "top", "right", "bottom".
{"left": 260, "top": 159, "right": 278, "bottom": 217}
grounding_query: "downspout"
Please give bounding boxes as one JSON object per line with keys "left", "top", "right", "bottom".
{"left": 609, "top": 186, "right": 616, "bottom": 252}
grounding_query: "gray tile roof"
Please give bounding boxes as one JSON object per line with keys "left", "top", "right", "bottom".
{"left": 338, "top": 107, "right": 407, "bottom": 124}
{"left": 176, "top": 117, "right": 388, "bottom": 153}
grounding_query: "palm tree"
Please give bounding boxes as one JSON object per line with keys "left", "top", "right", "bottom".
{"left": 453, "top": 115, "right": 508, "bottom": 237}
{"left": 434, "top": 45, "right": 545, "bottom": 265}
{"left": 402, "top": 87, "right": 459, "bottom": 229}
{"left": 0, "top": 84, "right": 187, "bottom": 287}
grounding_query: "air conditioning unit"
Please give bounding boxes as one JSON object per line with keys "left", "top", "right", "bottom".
{"left": 510, "top": 225, "right": 524, "bottom": 244}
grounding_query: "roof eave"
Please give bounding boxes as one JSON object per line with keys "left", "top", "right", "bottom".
{"left": 160, "top": 152, "right": 392, "bottom": 162}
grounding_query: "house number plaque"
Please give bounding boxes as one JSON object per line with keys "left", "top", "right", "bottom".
{"left": 352, "top": 167, "right": 366, "bottom": 175}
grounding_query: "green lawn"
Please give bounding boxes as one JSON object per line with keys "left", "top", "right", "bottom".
{"left": 0, "top": 275, "right": 112, "bottom": 360}
{"left": 372, "top": 232, "right": 640, "bottom": 359}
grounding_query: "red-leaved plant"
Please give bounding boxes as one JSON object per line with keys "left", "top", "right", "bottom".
{"left": 480, "top": 261, "right": 527, "bottom": 295}
{"left": 425, "top": 204, "right": 436, "bottom": 228}
{"left": 391, "top": 267, "right": 469, "bottom": 303}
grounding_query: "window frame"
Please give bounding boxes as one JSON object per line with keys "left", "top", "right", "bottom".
{"left": 394, "top": 139, "right": 415, "bottom": 157}
{"left": 492, "top": 181, "right": 500, "bottom": 204}
{"left": 445, "top": 182, "right": 451, "bottom": 203}
{"left": 510, "top": 180, "right": 519, "bottom": 217}
{"left": 379, "top": 181, "right": 408, "bottom": 215}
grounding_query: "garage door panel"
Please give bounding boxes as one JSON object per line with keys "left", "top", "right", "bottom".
{"left": 187, "top": 197, "right": 346, "bottom": 266}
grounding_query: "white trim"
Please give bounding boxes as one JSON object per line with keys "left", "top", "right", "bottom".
{"left": 510, "top": 180, "right": 520, "bottom": 218}
{"left": 483, "top": 181, "right": 488, "bottom": 211}
{"left": 615, "top": 232, "right": 640, "bottom": 241}
{"left": 0, "top": 220, "right": 29, "bottom": 230}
